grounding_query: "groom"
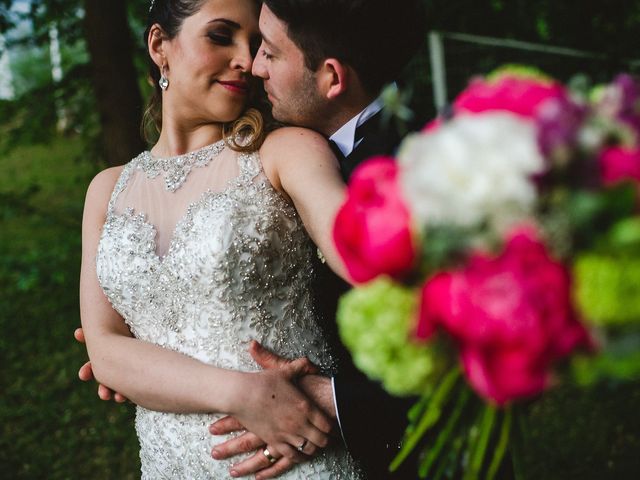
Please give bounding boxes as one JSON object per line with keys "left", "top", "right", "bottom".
{"left": 77, "top": 1, "right": 426, "bottom": 478}
{"left": 210, "top": 2, "right": 426, "bottom": 478}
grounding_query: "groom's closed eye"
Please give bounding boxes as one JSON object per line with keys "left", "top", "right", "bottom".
{"left": 260, "top": 45, "right": 275, "bottom": 61}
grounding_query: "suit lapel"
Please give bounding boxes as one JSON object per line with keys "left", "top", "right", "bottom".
{"left": 339, "top": 110, "right": 404, "bottom": 181}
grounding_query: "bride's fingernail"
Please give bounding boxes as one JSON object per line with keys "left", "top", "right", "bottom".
{"left": 230, "top": 470, "right": 239, "bottom": 477}
{"left": 211, "top": 448, "right": 220, "bottom": 459}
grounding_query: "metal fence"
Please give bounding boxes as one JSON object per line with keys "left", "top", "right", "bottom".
{"left": 426, "top": 31, "right": 640, "bottom": 112}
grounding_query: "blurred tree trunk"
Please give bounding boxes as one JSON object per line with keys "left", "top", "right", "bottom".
{"left": 83, "top": 0, "right": 145, "bottom": 166}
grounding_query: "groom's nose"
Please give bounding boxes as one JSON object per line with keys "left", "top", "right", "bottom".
{"left": 252, "top": 54, "right": 268, "bottom": 79}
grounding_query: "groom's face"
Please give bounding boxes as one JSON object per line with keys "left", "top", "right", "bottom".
{"left": 252, "top": 4, "right": 326, "bottom": 129}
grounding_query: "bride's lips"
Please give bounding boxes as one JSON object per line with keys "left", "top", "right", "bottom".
{"left": 217, "top": 80, "right": 249, "bottom": 95}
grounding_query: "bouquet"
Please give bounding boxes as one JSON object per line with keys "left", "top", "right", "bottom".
{"left": 333, "top": 66, "right": 640, "bottom": 478}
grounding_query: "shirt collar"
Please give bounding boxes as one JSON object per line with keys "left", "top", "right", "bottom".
{"left": 329, "top": 91, "right": 387, "bottom": 158}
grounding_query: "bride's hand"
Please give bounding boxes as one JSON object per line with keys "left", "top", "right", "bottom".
{"left": 211, "top": 417, "right": 321, "bottom": 479}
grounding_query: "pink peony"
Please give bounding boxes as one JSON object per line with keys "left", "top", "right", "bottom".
{"left": 417, "top": 229, "right": 590, "bottom": 405}
{"left": 453, "top": 73, "right": 568, "bottom": 119}
{"left": 420, "top": 117, "right": 444, "bottom": 133}
{"left": 333, "top": 157, "right": 417, "bottom": 284}
{"left": 599, "top": 146, "right": 640, "bottom": 186}
{"left": 448, "top": 70, "right": 584, "bottom": 163}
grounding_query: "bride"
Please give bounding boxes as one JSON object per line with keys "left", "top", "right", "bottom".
{"left": 80, "top": 0, "right": 361, "bottom": 477}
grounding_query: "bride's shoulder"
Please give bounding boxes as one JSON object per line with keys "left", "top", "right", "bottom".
{"left": 259, "top": 126, "right": 331, "bottom": 160}
{"left": 84, "top": 165, "right": 124, "bottom": 215}
{"left": 258, "top": 127, "right": 335, "bottom": 191}
{"left": 87, "top": 165, "right": 124, "bottom": 196}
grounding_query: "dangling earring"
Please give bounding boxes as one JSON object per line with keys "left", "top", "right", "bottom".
{"left": 159, "top": 65, "right": 169, "bottom": 91}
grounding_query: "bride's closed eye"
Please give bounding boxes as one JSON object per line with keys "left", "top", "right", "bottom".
{"left": 207, "top": 30, "right": 233, "bottom": 46}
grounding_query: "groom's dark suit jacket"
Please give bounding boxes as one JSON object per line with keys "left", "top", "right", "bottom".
{"left": 313, "top": 110, "right": 419, "bottom": 479}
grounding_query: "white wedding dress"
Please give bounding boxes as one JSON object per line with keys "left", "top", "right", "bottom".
{"left": 95, "top": 139, "right": 362, "bottom": 479}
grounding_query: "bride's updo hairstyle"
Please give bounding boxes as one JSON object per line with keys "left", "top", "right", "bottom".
{"left": 142, "top": 0, "right": 270, "bottom": 152}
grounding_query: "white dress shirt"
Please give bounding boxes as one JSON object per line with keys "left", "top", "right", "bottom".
{"left": 328, "top": 95, "right": 385, "bottom": 158}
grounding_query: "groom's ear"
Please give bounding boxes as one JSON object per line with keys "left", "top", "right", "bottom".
{"left": 317, "top": 58, "right": 350, "bottom": 100}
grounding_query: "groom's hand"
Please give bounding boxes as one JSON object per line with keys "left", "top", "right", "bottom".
{"left": 229, "top": 356, "right": 331, "bottom": 471}
{"left": 74, "top": 327, "right": 128, "bottom": 403}
{"left": 249, "top": 341, "right": 336, "bottom": 419}
{"left": 209, "top": 342, "right": 334, "bottom": 479}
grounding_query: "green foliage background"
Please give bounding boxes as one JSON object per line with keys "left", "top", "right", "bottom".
{"left": 0, "top": 139, "right": 140, "bottom": 478}
{"left": 1, "top": 0, "right": 640, "bottom": 478}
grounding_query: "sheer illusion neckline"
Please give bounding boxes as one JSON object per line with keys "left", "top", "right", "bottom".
{"left": 136, "top": 139, "right": 227, "bottom": 192}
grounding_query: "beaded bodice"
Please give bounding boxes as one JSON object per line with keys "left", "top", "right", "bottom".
{"left": 95, "top": 143, "right": 361, "bottom": 479}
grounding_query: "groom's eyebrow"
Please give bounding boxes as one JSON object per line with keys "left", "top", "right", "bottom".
{"left": 261, "top": 34, "right": 279, "bottom": 52}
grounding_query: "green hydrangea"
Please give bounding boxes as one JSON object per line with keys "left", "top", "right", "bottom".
{"left": 573, "top": 253, "right": 640, "bottom": 326}
{"left": 337, "top": 277, "right": 442, "bottom": 396}
{"left": 486, "top": 64, "right": 554, "bottom": 84}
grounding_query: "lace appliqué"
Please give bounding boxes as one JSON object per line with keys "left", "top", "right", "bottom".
{"left": 95, "top": 150, "right": 362, "bottom": 479}
{"left": 135, "top": 139, "right": 226, "bottom": 192}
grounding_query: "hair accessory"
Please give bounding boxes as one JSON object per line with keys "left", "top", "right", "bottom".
{"left": 149, "top": 0, "right": 156, "bottom": 12}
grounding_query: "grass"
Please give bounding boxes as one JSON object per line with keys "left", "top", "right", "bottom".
{"left": 0, "top": 135, "right": 638, "bottom": 479}
{"left": 0, "top": 136, "right": 140, "bottom": 479}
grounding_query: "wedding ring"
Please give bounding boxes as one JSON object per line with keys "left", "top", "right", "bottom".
{"left": 297, "top": 439, "right": 308, "bottom": 453}
{"left": 262, "top": 447, "right": 276, "bottom": 464}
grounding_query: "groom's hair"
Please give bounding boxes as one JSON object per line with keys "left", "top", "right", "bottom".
{"left": 263, "top": 0, "right": 426, "bottom": 96}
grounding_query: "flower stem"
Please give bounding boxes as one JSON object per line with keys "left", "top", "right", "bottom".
{"left": 418, "top": 386, "right": 472, "bottom": 478}
{"left": 433, "top": 430, "right": 467, "bottom": 480}
{"left": 511, "top": 407, "right": 528, "bottom": 480}
{"left": 487, "top": 407, "right": 512, "bottom": 480}
{"left": 390, "top": 367, "right": 461, "bottom": 472}
{"left": 463, "top": 403, "right": 497, "bottom": 480}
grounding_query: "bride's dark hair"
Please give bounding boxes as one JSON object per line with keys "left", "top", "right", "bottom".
{"left": 142, "top": 0, "right": 270, "bottom": 152}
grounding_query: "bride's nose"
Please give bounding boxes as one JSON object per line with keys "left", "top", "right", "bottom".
{"left": 230, "top": 43, "right": 253, "bottom": 72}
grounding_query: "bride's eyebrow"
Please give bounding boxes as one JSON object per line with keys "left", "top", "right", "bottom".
{"left": 207, "top": 18, "right": 241, "bottom": 29}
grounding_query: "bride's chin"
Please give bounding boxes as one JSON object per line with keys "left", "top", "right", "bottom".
{"left": 202, "top": 104, "right": 246, "bottom": 124}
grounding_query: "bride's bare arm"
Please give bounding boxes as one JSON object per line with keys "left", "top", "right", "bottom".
{"left": 79, "top": 168, "right": 331, "bottom": 455}
{"left": 80, "top": 168, "right": 247, "bottom": 413}
{"left": 260, "top": 127, "right": 350, "bottom": 283}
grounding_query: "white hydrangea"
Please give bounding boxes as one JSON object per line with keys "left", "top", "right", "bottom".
{"left": 398, "top": 112, "right": 545, "bottom": 231}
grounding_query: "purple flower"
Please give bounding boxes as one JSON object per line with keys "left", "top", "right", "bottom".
{"left": 536, "top": 95, "right": 586, "bottom": 165}
{"left": 615, "top": 74, "right": 640, "bottom": 141}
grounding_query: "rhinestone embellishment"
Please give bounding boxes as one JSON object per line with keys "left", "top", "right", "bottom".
{"left": 136, "top": 139, "right": 226, "bottom": 192}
